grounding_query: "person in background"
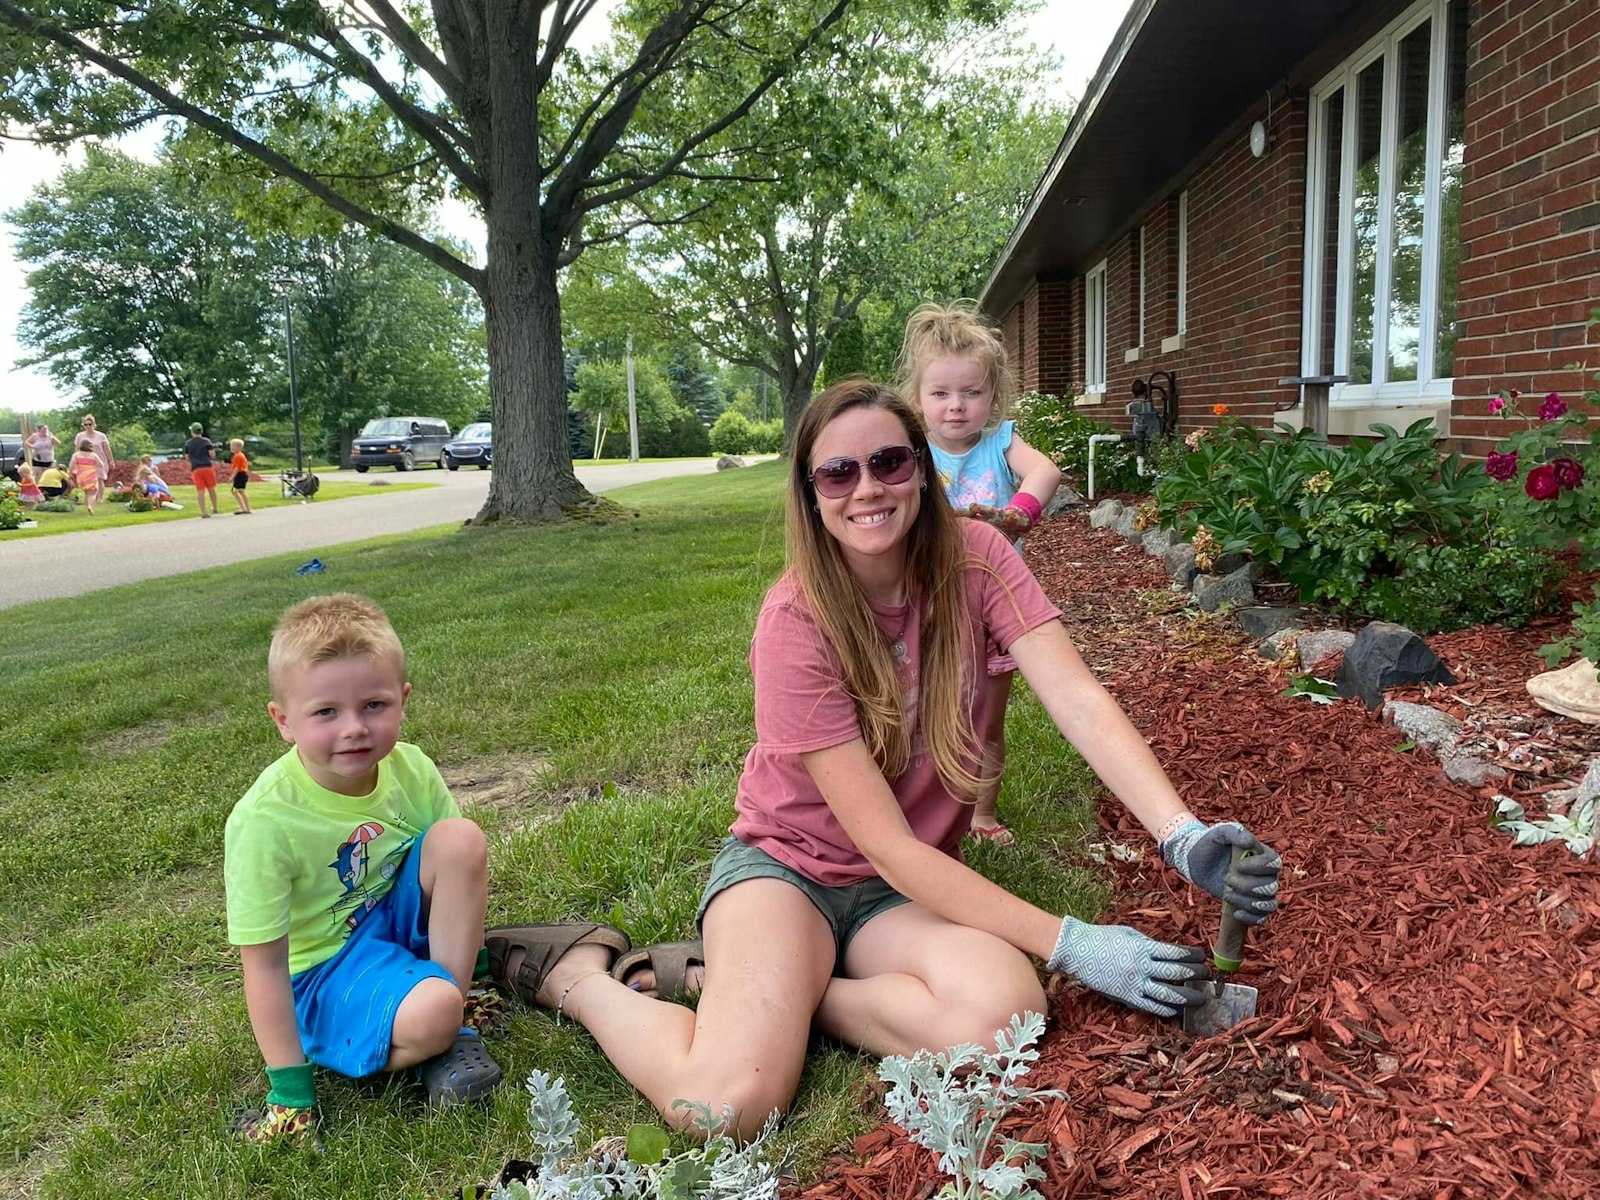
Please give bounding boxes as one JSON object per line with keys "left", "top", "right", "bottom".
{"left": 36, "top": 463, "right": 71, "bottom": 500}
{"left": 185, "top": 423, "right": 220, "bottom": 518}
{"left": 229, "top": 438, "right": 254, "bottom": 515}
{"left": 17, "top": 465, "right": 44, "bottom": 505}
{"left": 69, "top": 435, "right": 102, "bottom": 516}
{"left": 26, "top": 424, "right": 61, "bottom": 473}
{"left": 79, "top": 414, "right": 114, "bottom": 506}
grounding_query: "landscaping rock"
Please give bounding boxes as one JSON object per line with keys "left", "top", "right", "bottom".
{"left": 1297, "top": 630, "right": 1355, "bottom": 670}
{"left": 715, "top": 454, "right": 746, "bottom": 470}
{"left": 1215, "top": 550, "right": 1250, "bottom": 576}
{"left": 1259, "top": 627, "right": 1300, "bottom": 661}
{"left": 1089, "top": 499, "right": 1124, "bottom": 529}
{"left": 1236, "top": 606, "right": 1307, "bottom": 641}
{"left": 1045, "top": 484, "right": 1086, "bottom": 517}
{"left": 1441, "top": 753, "right": 1506, "bottom": 787}
{"left": 1162, "top": 543, "right": 1198, "bottom": 587}
{"left": 1525, "top": 657, "right": 1600, "bottom": 725}
{"left": 1141, "top": 527, "right": 1177, "bottom": 556}
{"left": 1550, "top": 758, "right": 1600, "bottom": 812}
{"left": 1383, "top": 700, "right": 1462, "bottom": 756}
{"left": 1335, "top": 621, "right": 1458, "bottom": 710}
{"left": 1193, "top": 567, "right": 1256, "bottom": 613}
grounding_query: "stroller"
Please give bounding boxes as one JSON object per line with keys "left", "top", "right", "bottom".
{"left": 281, "top": 470, "right": 321, "bottom": 500}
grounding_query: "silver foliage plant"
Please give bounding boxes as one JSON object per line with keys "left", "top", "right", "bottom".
{"left": 493, "top": 1070, "right": 787, "bottom": 1200}
{"left": 879, "top": 1011, "right": 1064, "bottom": 1200}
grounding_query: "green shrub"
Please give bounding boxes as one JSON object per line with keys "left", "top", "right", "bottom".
{"left": 709, "top": 410, "right": 754, "bottom": 455}
{"left": 0, "top": 491, "right": 23, "bottom": 530}
{"left": 749, "top": 419, "right": 784, "bottom": 454}
{"left": 1378, "top": 541, "right": 1565, "bottom": 632}
{"left": 127, "top": 496, "right": 156, "bottom": 513}
{"left": 36, "top": 498, "right": 74, "bottom": 513}
{"left": 1012, "top": 390, "right": 1142, "bottom": 493}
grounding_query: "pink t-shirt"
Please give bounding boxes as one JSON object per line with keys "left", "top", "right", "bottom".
{"left": 731, "top": 519, "right": 1062, "bottom": 886}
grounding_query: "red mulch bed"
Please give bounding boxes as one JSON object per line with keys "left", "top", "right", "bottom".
{"left": 797, "top": 511, "right": 1600, "bottom": 1200}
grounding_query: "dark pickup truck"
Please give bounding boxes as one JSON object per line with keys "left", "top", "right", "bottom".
{"left": 0, "top": 434, "right": 27, "bottom": 481}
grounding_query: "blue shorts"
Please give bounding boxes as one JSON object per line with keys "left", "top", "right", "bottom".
{"left": 290, "top": 827, "right": 455, "bottom": 1078}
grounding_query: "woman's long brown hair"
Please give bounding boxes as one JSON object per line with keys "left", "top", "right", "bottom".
{"left": 785, "top": 379, "right": 989, "bottom": 800}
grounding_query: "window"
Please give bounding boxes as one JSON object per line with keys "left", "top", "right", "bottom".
{"left": 1176, "top": 192, "right": 1188, "bottom": 335}
{"left": 1303, "top": 0, "right": 1466, "bottom": 400}
{"left": 1085, "top": 260, "right": 1107, "bottom": 392}
{"left": 1137, "top": 225, "right": 1148, "bottom": 347}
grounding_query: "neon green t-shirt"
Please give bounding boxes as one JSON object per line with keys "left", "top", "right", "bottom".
{"left": 224, "top": 742, "right": 460, "bottom": 975}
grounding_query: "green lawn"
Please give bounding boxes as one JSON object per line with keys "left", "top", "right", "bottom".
{"left": 2, "top": 479, "right": 437, "bottom": 541}
{"left": 0, "top": 461, "right": 1107, "bottom": 1199}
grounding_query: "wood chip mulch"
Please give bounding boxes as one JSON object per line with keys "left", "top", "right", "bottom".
{"left": 795, "top": 511, "right": 1600, "bottom": 1200}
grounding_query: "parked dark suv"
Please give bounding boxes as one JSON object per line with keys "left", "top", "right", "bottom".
{"left": 350, "top": 417, "right": 452, "bottom": 471}
{"left": 1, "top": 433, "right": 25, "bottom": 481}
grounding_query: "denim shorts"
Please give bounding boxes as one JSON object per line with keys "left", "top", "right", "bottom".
{"left": 289, "top": 826, "right": 455, "bottom": 1078}
{"left": 696, "top": 837, "right": 912, "bottom": 973}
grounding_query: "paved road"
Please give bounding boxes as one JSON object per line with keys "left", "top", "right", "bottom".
{"left": 0, "top": 459, "right": 743, "bottom": 609}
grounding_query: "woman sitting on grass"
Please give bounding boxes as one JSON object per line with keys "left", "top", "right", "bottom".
{"left": 487, "top": 380, "right": 1282, "bottom": 1139}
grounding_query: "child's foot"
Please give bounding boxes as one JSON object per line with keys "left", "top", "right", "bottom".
{"left": 966, "top": 820, "right": 1015, "bottom": 847}
{"left": 462, "top": 985, "right": 508, "bottom": 1035}
{"left": 234, "top": 1102, "right": 321, "bottom": 1148}
{"left": 418, "top": 1030, "right": 501, "bottom": 1107}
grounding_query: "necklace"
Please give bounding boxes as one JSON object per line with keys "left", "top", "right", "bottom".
{"left": 885, "top": 595, "right": 912, "bottom": 665}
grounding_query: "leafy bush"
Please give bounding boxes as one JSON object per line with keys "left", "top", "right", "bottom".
{"left": 748, "top": 419, "right": 784, "bottom": 454}
{"left": 1153, "top": 417, "right": 1566, "bottom": 631}
{"left": 0, "top": 490, "right": 23, "bottom": 531}
{"left": 709, "top": 410, "right": 754, "bottom": 455}
{"left": 644, "top": 408, "right": 712, "bottom": 457}
{"left": 1012, "top": 390, "right": 1143, "bottom": 493}
{"left": 127, "top": 496, "right": 156, "bottom": 513}
{"left": 36, "top": 498, "right": 74, "bottom": 513}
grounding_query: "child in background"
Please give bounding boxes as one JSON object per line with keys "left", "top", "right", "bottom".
{"left": 17, "top": 465, "right": 43, "bottom": 505}
{"left": 900, "top": 301, "right": 1062, "bottom": 846}
{"left": 136, "top": 465, "right": 179, "bottom": 508}
{"left": 225, "top": 594, "right": 501, "bottom": 1144}
{"left": 68, "top": 436, "right": 103, "bottom": 515}
{"left": 229, "top": 438, "right": 253, "bottom": 515}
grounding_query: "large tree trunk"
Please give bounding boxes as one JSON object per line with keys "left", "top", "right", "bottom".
{"left": 470, "top": 4, "right": 593, "bottom": 524}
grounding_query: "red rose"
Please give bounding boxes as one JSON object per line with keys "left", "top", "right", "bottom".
{"left": 1553, "top": 457, "right": 1585, "bottom": 490}
{"left": 1525, "top": 464, "right": 1558, "bottom": 500}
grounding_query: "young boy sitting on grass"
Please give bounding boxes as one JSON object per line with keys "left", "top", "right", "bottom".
{"left": 225, "top": 593, "right": 502, "bottom": 1144}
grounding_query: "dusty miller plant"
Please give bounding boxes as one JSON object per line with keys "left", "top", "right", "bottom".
{"left": 493, "top": 1070, "right": 787, "bottom": 1200}
{"left": 879, "top": 1011, "right": 1063, "bottom": 1200}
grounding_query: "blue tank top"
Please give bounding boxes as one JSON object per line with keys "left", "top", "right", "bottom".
{"left": 928, "top": 420, "right": 1017, "bottom": 511}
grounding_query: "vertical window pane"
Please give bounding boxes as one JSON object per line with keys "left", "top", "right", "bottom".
{"left": 1387, "top": 21, "right": 1431, "bottom": 383}
{"left": 1317, "top": 88, "right": 1345, "bottom": 376}
{"left": 1349, "top": 59, "right": 1384, "bottom": 386}
{"left": 1435, "top": 0, "right": 1467, "bottom": 378}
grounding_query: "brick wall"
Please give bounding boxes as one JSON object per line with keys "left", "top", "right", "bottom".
{"left": 1450, "top": 0, "right": 1600, "bottom": 456}
{"left": 995, "top": 0, "right": 1600, "bottom": 458}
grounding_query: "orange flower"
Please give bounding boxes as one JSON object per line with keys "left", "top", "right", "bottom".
{"left": 1212, "top": 403, "right": 1229, "bottom": 416}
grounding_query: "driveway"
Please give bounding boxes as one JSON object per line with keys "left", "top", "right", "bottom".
{"left": 0, "top": 459, "right": 752, "bottom": 609}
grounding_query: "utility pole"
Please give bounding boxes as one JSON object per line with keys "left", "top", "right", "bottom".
{"left": 273, "top": 284, "right": 304, "bottom": 475}
{"left": 626, "top": 331, "right": 640, "bottom": 463}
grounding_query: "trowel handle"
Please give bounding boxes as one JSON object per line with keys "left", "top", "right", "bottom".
{"left": 1212, "top": 843, "right": 1249, "bottom": 974}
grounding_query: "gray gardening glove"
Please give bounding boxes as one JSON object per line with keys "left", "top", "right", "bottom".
{"left": 1161, "top": 819, "right": 1282, "bottom": 926}
{"left": 1048, "top": 916, "right": 1208, "bottom": 1017}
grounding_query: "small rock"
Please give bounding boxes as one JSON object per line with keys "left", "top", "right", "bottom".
{"left": 1236, "top": 606, "right": 1307, "bottom": 640}
{"left": 716, "top": 454, "right": 746, "bottom": 471}
{"left": 1259, "top": 627, "right": 1300, "bottom": 660}
{"left": 1162, "top": 543, "right": 1198, "bottom": 587}
{"left": 1548, "top": 759, "right": 1600, "bottom": 811}
{"left": 1441, "top": 753, "right": 1506, "bottom": 787}
{"left": 1045, "top": 485, "right": 1086, "bottom": 516}
{"left": 1525, "top": 658, "right": 1600, "bottom": 725}
{"left": 1089, "top": 499, "right": 1124, "bottom": 529}
{"left": 1382, "top": 700, "right": 1462, "bottom": 756}
{"left": 1141, "top": 527, "right": 1177, "bottom": 556}
{"left": 1193, "top": 568, "right": 1256, "bottom": 612}
{"left": 1113, "top": 509, "right": 1142, "bottom": 540}
{"left": 1214, "top": 550, "right": 1250, "bottom": 575}
{"left": 1297, "top": 630, "right": 1356, "bottom": 670}
{"left": 1335, "top": 621, "right": 1458, "bottom": 710}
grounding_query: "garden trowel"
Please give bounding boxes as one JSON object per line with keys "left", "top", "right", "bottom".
{"left": 1181, "top": 844, "right": 1260, "bottom": 1037}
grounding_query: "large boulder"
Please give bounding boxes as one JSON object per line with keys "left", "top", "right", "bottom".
{"left": 716, "top": 454, "right": 746, "bottom": 471}
{"left": 1162, "top": 543, "right": 1198, "bottom": 587}
{"left": 1335, "top": 622, "right": 1458, "bottom": 710}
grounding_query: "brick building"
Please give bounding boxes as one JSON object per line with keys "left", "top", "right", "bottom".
{"left": 982, "top": 0, "right": 1599, "bottom": 457}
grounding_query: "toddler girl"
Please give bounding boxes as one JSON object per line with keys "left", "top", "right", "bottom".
{"left": 69, "top": 435, "right": 103, "bottom": 515}
{"left": 899, "top": 300, "right": 1062, "bottom": 845}
{"left": 17, "top": 465, "right": 43, "bottom": 505}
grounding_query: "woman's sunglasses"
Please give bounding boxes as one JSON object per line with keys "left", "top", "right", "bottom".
{"left": 808, "top": 444, "right": 920, "bottom": 499}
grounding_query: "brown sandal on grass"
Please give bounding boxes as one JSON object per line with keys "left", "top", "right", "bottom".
{"left": 485, "top": 922, "right": 632, "bottom": 1008}
{"left": 610, "top": 939, "right": 705, "bottom": 1003}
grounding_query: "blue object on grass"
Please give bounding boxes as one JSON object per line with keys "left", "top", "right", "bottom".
{"left": 296, "top": 557, "right": 326, "bottom": 576}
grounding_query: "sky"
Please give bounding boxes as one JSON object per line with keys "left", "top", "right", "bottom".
{"left": 0, "top": 0, "right": 1133, "bottom": 417}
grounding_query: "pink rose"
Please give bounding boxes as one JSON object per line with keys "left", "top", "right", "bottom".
{"left": 1538, "top": 392, "right": 1568, "bottom": 421}
{"left": 1485, "top": 451, "right": 1518, "bottom": 481}
{"left": 1553, "top": 457, "right": 1585, "bottom": 490}
{"left": 1525, "top": 464, "right": 1558, "bottom": 500}
{"left": 1487, "top": 396, "right": 1507, "bottom": 415}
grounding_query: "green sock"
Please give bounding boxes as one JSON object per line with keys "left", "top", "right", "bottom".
{"left": 474, "top": 945, "right": 490, "bottom": 982}
{"left": 264, "top": 1061, "right": 317, "bottom": 1109}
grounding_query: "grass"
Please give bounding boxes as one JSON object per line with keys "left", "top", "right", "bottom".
{"left": 1, "top": 479, "right": 437, "bottom": 540}
{"left": 0, "top": 461, "right": 1108, "bottom": 1199}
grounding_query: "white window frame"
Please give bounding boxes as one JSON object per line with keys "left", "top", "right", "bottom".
{"left": 1084, "top": 259, "right": 1108, "bottom": 393}
{"left": 1301, "top": 0, "right": 1459, "bottom": 408}
{"left": 1176, "top": 192, "right": 1188, "bottom": 335}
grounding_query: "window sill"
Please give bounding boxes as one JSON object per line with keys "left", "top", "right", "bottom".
{"left": 1124, "top": 346, "right": 1143, "bottom": 364}
{"left": 1160, "top": 333, "right": 1187, "bottom": 354}
{"left": 1075, "top": 391, "right": 1107, "bottom": 407}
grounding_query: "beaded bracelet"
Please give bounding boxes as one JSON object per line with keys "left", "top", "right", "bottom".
{"left": 1153, "top": 810, "right": 1199, "bottom": 847}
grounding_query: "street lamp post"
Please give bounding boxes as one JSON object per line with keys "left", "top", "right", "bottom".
{"left": 278, "top": 290, "right": 304, "bottom": 475}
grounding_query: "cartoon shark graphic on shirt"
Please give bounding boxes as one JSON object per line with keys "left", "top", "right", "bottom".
{"left": 328, "top": 820, "right": 406, "bottom": 930}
